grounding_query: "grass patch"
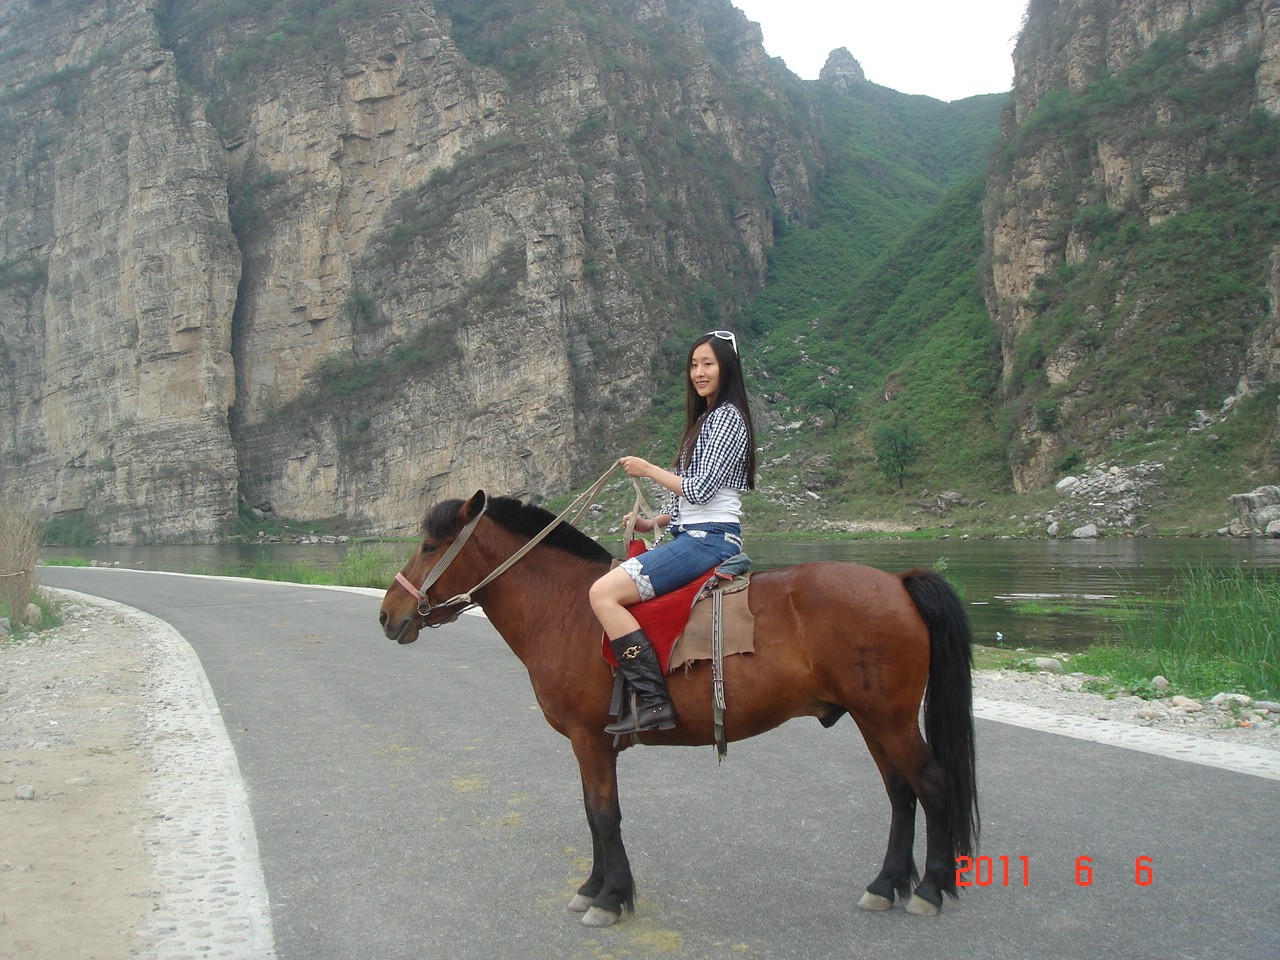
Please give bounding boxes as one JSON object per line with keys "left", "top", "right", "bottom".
{"left": 1, "top": 590, "right": 63, "bottom": 639}
{"left": 1080, "top": 675, "right": 1171, "bottom": 701}
{"left": 1004, "top": 596, "right": 1146, "bottom": 624}
{"left": 971, "top": 643, "right": 1025, "bottom": 671}
{"left": 1072, "top": 565, "right": 1279, "bottom": 699}
{"left": 338, "top": 544, "right": 405, "bottom": 588}
{"left": 236, "top": 544, "right": 403, "bottom": 590}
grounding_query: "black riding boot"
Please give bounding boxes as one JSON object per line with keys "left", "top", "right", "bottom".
{"left": 604, "top": 628, "right": 676, "bottom": 734}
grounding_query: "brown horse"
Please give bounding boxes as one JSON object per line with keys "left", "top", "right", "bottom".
{"left": 378, "top": 491, "right": 979, "bottom": 927}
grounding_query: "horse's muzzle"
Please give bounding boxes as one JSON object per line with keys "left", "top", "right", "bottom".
{"left": 380, "top": 611, "right": 418, "bottom": 645}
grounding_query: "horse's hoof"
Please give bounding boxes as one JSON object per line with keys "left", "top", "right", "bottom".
{"left": 858, "top": 892, "right": 894, "bottom": 912}
{"left": 567, "top": 894, "right": 592, "bottom": 913}
{"left": 581, "top": 906, "right": 621, "bottom": 927}
{"left": 904, "top": 894, "right": 940, "bottom": 917}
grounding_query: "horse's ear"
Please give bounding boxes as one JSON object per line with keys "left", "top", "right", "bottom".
{"left": 461, "top": 489, "right": 487, "bottom": 521}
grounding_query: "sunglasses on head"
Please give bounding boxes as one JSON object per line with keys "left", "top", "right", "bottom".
{"left": 707, "top": 330, "right": 738, "bottom": 354}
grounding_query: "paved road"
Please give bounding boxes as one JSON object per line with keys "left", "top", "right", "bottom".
{"left": 42, "top": 567, "right": 1280, "bottom": 960}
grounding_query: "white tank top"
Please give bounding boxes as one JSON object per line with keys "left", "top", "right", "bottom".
{"left": 676, "top": 488, "right": 742, "bottom": 526}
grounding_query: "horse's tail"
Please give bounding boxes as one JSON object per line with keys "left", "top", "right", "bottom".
{"left": 901, "top": 568, "right": 980, "bottom": 857}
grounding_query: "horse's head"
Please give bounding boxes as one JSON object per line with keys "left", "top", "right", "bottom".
{"left": 379, "top": 490, "right": 490, "bottom": 644}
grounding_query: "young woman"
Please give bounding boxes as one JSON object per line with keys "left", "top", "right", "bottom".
{"left": 588, "top": 330, "right": 757, "bottom": 734}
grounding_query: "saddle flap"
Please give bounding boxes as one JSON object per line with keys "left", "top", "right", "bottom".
{"left": 669, "top": 578, "right": 756, "bottom": 673}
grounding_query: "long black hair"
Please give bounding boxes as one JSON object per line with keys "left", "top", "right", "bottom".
{"left": 674, "top": 332, "right": 757, "bottom": 489}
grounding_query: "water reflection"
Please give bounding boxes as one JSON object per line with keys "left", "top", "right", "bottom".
{"left": 41, "top": 536, "right": 1280, "bottom": 652}
{"left": 747, "top": 537, "right": 1280, "bottom": 650}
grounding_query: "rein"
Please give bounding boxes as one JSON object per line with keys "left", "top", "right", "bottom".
{"left": 395, "top": 462, "right": 629, "bottom": 627}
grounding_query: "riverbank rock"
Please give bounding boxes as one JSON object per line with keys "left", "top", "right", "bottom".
{"left": 909, "top": 490, "right": 983, "bottom": 516}
{"left": 1210, "top": 692, "right": 1253, "bottom": 709}
{"left": 1043, "top": 461, "right": 1165, "bottom": 536}
{"left": 1225, "top": 485, "right": 1280, "bottom": 537}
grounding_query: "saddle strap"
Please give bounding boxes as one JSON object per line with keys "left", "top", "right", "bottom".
{"left": 712, "top": 588, "right": 727, "bottom": 759}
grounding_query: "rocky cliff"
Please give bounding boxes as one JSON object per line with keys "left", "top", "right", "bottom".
{"left": 986, "top": 0, "right": 1280, "bottom": 492}
{"left": 0, "top": 0, "right": 818, "bottom": 540}
{"left": 0, "top": 0, "right": 241, "bottom": 542}
{"left": 6, "top": 0, "right": 1275, "bottom": 544}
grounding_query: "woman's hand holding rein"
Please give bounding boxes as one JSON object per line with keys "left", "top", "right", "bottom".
{"left": 622, "top": 511, "right": 671, "bottom": 534}
{"left": 617, "top": 456, "right": 683, "bottom": 497}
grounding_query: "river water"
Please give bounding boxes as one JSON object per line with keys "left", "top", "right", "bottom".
{"left": 41, "top": 536, "right": 1280, "bottom": 652}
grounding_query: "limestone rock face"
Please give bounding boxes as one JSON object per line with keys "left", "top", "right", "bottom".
{"left": 1010, "top": 0, "right": 1280, "bottom": 124}
{"left": 819, "top": 48, "right": 866, "bottom": 90}
{"left": 1227, "top": 484, "right": 1280, "bottom": 536}
{"left": 986, "top": 0, "right": 1280, "bottom": 492}
{"left": 0, "top": 0, "right": 818, "bottom": 540}
{"left": 0, "top": 0, "right": 240, "bottom": 542}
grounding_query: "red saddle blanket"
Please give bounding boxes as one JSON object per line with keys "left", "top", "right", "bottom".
{"left": 601, "top": 569, "right": 717, "bottom": 673}
{"left": 601, "top": 539, "right": 717, "bottom": 673}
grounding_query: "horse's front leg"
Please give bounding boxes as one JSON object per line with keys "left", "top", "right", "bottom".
{"left": 567, "top": 733, "right": 634, "bottom": 927}
{"left": 567, "top": 778, "right": 607, "bottom": 912}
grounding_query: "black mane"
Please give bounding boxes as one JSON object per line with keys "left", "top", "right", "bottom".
{"left": 422, "top": 496, "right": 613, "bottom": 565}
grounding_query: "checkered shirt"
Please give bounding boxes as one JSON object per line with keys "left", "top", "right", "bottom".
{"left": 662, "top": 403, "right": 751, "bottom": 522}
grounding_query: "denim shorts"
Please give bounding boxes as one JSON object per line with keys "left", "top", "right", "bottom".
{"left": 620, "top": 523, "right": 743, "bottom": 601}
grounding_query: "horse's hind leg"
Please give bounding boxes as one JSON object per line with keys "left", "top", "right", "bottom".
{"left": 906, "top": 753, "right": 957, "bottom": 916}
{"left": 875, "top": 728, "right": 957, "bottom": 916}
{"left": 856, "top": 731, "right": 919, "bottom": 911}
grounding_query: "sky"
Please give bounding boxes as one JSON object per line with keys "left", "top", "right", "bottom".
{"left": 730, "top": 0, "right": 1030, "bottom": 101}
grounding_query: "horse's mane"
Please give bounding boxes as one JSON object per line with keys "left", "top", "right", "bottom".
{"left": 422, "top": 496, "right": 613, "bottom": 565}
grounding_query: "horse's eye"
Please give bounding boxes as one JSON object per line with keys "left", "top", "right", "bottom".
{"left": 421, "top": 541, "right": 437, "bottom": 555}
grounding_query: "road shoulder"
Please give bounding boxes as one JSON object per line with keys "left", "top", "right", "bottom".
{"left": 0, "top": 589, "right": 275, "bottom": 960}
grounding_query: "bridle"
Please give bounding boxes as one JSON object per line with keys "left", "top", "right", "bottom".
{"left": 393, "top": 497, "right": 491, "bottom": 627}
{"left": 393, "top": 463, "right": 641, "bottom": 629}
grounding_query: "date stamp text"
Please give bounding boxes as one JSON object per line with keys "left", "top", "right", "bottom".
{"left": 955, "top": 855, "right": 1155, "bottom": 887}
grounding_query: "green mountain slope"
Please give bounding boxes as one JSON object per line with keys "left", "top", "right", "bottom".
{"left": 985, "top": 0, "right": 1280, "bottom": 528}
{"left": 648, "top": 83, "right": 1011, "bottom": 526}
{"left": 745, "top": 177, "right": 1006, "bottom": 523}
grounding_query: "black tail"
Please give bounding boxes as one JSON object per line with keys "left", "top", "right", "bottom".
{"left": 901, "top": 568, "right": 980, "bottom": 857}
